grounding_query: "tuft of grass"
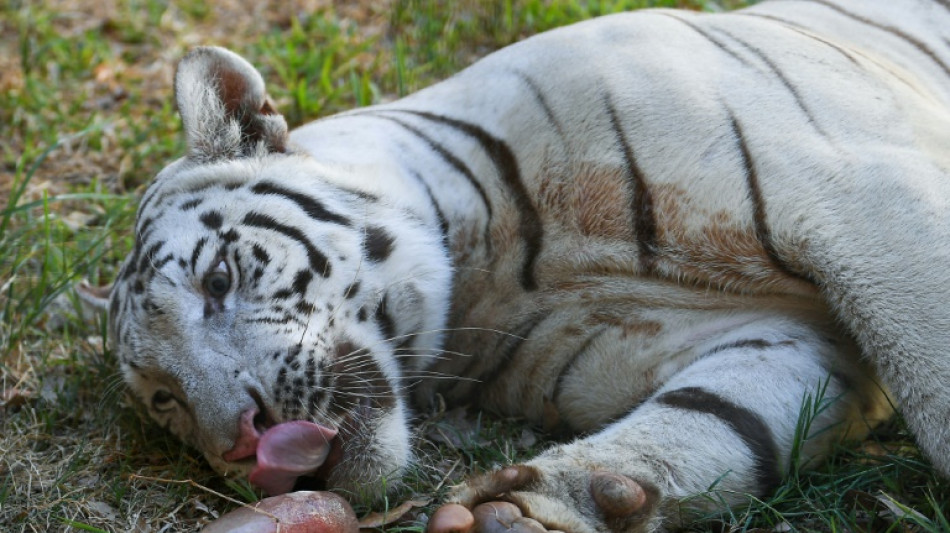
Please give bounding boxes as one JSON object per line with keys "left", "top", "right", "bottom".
{"left": 682, "top": 383, "right": 950, "bottom": 532}
{"left": 1, "top": 0, "right": 947, "bottom": 532}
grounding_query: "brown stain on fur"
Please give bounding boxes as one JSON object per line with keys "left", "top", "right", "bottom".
{"left": 539, "top": 163, "right": 633, "bottom": 239}
{"left": 650, "top": 183, "right": 806, "bottom": 293}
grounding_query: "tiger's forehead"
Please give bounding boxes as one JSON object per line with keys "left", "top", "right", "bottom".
{"left": 140, "top": 154, "right": 350, "bottom": 207}
{"left": 134, "top": 156, "right": 364, "bottom": 233}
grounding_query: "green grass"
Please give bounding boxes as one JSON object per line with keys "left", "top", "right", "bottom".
{"left": 1, "top": 0, "right": 948, "bottom": 531}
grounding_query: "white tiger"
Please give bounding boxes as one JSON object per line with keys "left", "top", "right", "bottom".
{"left": 104, "top": 0, "right": 950, "bottom": 531}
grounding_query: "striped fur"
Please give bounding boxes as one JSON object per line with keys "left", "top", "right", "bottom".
{"left": 109, "top": 1, "right": 950, "bottom": 530}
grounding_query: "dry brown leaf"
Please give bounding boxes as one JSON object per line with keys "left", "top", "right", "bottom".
{"left": 358, "top": 499, "right": 429, "bottom": 529}
{"left": 0, "top": 387, "right": 35, "bottom": 409}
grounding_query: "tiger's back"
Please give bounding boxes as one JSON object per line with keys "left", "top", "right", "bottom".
{"left": 108, "top": 1, "right": 950, "bottom": 531}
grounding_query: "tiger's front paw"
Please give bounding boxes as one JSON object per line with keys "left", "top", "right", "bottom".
{"left": 426, "top": 464, "right": 661, "bottom": 533}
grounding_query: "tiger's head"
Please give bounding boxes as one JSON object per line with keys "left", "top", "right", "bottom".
{"left": 108, "top": 47, "right": 451, "bottom": 499}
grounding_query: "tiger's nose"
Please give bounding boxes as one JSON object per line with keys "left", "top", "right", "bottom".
{"left": 222, "top": 407, "right": 267, "bottom": 462}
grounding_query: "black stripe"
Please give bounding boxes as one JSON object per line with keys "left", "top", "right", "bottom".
{"left": 136, "top": 216, "right": 155, "bottom": 239}
{"left": 125, "top": 246, "right": 139, "bottom": 276}
{"left": 220, "top": 228, "right": 240, "bottom": 243}
{"left": 248, "top": 315, "right": 302, "bottom": 326}
{"left": 397, "top": 110, "right": 544, "bottom": 292}
{"left": 656, "top": 386, "right": 782, "bottom": 494}
{"left": 137, "top": 183, "right": 162, "bottom": 219}
{"left": 476, "top": 310, "right": 551, "bottom": 387}
{"left": 375, "top": 295, "right": 397, "bottom": 343}
{"left": 729, "top": 112, "right": 812, "bottom": 282}
{"left": 250, "top": 182, "right": 351, "bottom": 226}
{"left": 408, "top": 168, "right": 450, "bottom": 239}
{"left": 190, "top": 237, "right": 207, "bottom": 274}
{"left": 295, "top": 301, "right": 315, "bottom": 314}
{"left": 374, "top": 114, "right": 494, "bottom": 222}
{"left": 702, "top": 338, "right": 796, "bottom": 358}
{"left": 139, "top": 241, "right": 165, "bottom": 273}
{"left": 252, "top": 243, "right": 271, "bottom": 265}
{"left": 604, "top": 96, "right": 658, "bottom": 273}
{"left": 136, "top": 229, "right": 156, "bottom": 248}
{"left": 153, "top": 253, "right": 175, "bottom": 270}
{"left": 338, "top": 186, "right": 380, "bottom": 203}
{"left": 141, "top": 179, "right": 246, "bottom": 216}
{"left": 291, "top": 269, "right": 313, "bottom": 296}
{"left": 199, "top": 211, "right": 223, "bottom": 230}
{"left": 510, "top": 69, "right": 568, "bottom": 143}
{"left": 655, "top": 12, "right": 754, "bottom": 68}
{"left": 804, "top": 0, "right": 950, "bottom": 78}
{"left": 233, "top": 249, "right": 245, "bottom": 289}
{"left": 364, "top": 225, "right": 395, "bottom": 262}
{"left": 552, "top": 327, "right": 610, "bottom": 405}
{"left": 716, "top": 29, "right": 827, "bottom": 136}
{"left": 242, "top": 212, "right": 332, "bottom": 277}
{"left": 180, "top": 198, "right": 203, "bottom": 211}
{"left": 737, "top": 12, "right": 860, "bottom": 66}
{"left": 185, "top": 178, "right": 245, "bottom": 194}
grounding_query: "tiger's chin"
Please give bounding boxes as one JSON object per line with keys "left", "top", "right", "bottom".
{"left": 321, "top": 403, "right": 413, "bottom": 501}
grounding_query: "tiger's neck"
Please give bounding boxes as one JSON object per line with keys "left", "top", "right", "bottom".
{"left": 289, "top": 106, "right": 531, "bottom": 284}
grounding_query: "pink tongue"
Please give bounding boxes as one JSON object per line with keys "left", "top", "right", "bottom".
{"left": 248, "top": 421, "right": 337, "bottom": 495}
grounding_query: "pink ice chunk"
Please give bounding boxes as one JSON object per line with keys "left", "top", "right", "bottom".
{"left": 248, "top": 421, "right": 337, "bottom": 495}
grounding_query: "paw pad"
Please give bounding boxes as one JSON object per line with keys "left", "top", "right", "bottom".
{"left": 428, "top": 502, "right": 551, "bottom": 533}
{"left": 473, "top": 502, "right": 545, "bottom": 532}
{"left": 589, "top": 472, "right": 646, "bottom": 518}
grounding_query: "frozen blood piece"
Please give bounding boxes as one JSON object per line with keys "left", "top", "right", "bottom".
{"left": 249, "top": 421, "right": 337, "bottom": 495}
{"left": 202, "top": 491, "right": 358, "bottom": 533}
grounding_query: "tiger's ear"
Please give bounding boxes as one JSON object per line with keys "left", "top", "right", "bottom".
{"left": 174, "top": 46, "right": 288, "bottom": 162}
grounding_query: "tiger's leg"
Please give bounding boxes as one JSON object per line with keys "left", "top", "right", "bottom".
{"left": 794, "top": 217, "right": 950, "bottom": 477}
{"left": 738, "top": 145, "right": 950, "bottom": 477}
{"left": 428, "top": 324, "right": 890, "bottom": 533}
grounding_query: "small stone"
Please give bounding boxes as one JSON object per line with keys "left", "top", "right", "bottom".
{"left": 427, "top": 503, "right": 475, "bottom": 533}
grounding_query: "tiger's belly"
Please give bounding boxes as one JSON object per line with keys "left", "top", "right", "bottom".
{"left": 422, "top": 262, "right": 834, "bottom": 434}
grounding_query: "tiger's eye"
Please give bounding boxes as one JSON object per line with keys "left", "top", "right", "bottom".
{"left": 152, "top": 390, "right": 176, "bottom": 412}
{"left": 203, "top": 262, "right": 231, "bottom": 297}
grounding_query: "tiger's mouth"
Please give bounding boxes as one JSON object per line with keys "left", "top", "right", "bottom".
{"left": 247, "top": 420, "right": 339, "bottom": 495}
{"left": 220, "top": 408, "right": 340, "bottom": 495}
{"left": 221, "top": 396, "right": 382, "bottom": 495}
